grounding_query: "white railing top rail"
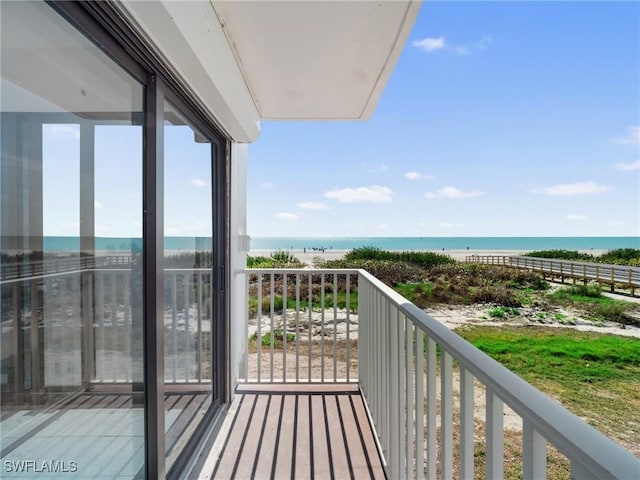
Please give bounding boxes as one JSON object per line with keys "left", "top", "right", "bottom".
{"left": 358, "top": 268, "right": 640, "bottom": 479}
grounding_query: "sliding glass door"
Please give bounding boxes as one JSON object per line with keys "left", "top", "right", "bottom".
{"left": 1, "top": 1, "right": 146, "bottom": 477}
{"left": 1, "top": 1, "right": 227, "bottom": 478}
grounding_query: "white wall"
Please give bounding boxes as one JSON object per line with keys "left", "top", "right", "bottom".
{"left": 117, "top": 0, "right": 260, "bottom": 142}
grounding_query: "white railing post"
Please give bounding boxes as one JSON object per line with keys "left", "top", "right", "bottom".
{"left": 523, "top": 419, "right": 546, "bottom": 480}
{"left": 460, "top": 366, "right": 475, "bottom": 479}
{"left": 441, "top": 350, "right": 453, "bottom": 479}
{"left": 486, "top": 388, "right": 504, "bottom": 480}
{"left": 426, "top": 336, "right": 437, "bottom": 480}
{"left": 415, "top": 328, "right": 425, "bottom": 480}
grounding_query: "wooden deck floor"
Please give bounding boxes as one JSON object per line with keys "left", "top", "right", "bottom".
{"left": 210, "top": 384, "right": 386, "bottom": 480}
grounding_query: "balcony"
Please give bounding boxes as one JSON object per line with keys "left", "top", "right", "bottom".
{"left": 206, "top": 268, "right": 639, "bottom": 479}
{"left": 2, "top": 263, "right": 639, "bottom": 479}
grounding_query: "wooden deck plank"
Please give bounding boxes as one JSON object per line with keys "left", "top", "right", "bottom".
{"left": 310, "top": 393, "right": 332, "bottom": 479}
{"left": 211, "top": 394, "right": 256, "bottom": 479}
{"left": 324, "top": 393, "right": 353, "bottom": 478}
{"left": 294, "top": 393, "right": 312, "bottom": 480}
{"left": 338, "top": 394, "right": 386, "bottom": 479}
{"left": 251, "top": 393, "right": 283, "bottom": 477}
{"left": 349, "top": 394, "right": 387, "bottom": 479}
{"left": 211, "top": 386, "right": 386, "bottom": 480}
{"left": 234, "top": 394, "right": 271, "bottom": 479}
{"left": 273, "top": 393, "right": 297, "bottom": 479}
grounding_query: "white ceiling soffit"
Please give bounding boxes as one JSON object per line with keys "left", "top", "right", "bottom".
{"left": 212, "top": 0, "right": 421, "bottom": 120}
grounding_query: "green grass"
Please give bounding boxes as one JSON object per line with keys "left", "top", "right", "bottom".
{"left": 249, "top": 329, "right": 296, "bottom": 348}
{"left": 454, "top": 325, "right": 640, "bottom": 455}
{"left": 248, "top": 291, "right": 358, "bottom": 317}
{"left": 488, "top": 306, "right": 521, "bottom": 317}
{"left": 549, "top": 285, "right": 637, "bottom": 324}
{"left": 456, "top": 325, "right": 640, "bottom": 384}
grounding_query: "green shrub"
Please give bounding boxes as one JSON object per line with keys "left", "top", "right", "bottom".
{"left": 343, "top": 246, "right": 454, "bottom": 269}
{"left": 525, "top": 250, "right": 594, "bottom": 261}
{"left": 249, "top": 329, "right": 296, "bottom": 348}
{"left": 525, "top": 248, "right": 640, "bottom": 266}
{"left": 322, "top": 258, "right": 426, "bottom": 286}
{"left": 597, "top": 248, "right": 640, "bottom": 266}
{"left": 247, "top": 250, "right": 305, "bottom": 268}
{"left": 247, "top": 255, "right": 276, "bottom": 268}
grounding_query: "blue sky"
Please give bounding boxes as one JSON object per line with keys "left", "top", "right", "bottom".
{"left": 247, "top": 1, "right": 640, "bottom": 238}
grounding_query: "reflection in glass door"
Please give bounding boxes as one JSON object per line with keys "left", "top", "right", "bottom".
{"left": 163, "top": 101, "right": 216, "bottom": 472}
{"left": 1, "top": 2, "right": 145, "bottom": 478}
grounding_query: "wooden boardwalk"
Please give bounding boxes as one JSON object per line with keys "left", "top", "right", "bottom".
{"left": 211, "top": 384, "right": 386, "bottom": 480}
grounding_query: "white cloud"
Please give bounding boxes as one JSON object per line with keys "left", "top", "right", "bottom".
{"left": 412, "top": 37, "right": 445, "bottom": 52}
{"left": 566, "top": 214, "right": 587, "bottom": 221}
{"left": 615, "top": 160, "right": 640, "bottom": 171}
{"left": 44, "top": 124, "right": 80, "bottom": 140}
{"left": 262, "top": 181, "right": 274, "bottom": 189}
{"left": 616, "top": 126, "right": 640, "bottom": 146}
{"left": 298, "top": 202, "right": 330, "bottom": 210}
{"left": 405, "top": 171, "right": 435, "bottom": 181}
{"left": 191, "top": 178, "right": 208, "bottom": 187}
{"left": 94, "top": 200, "right": 104, "bottom": 210}
{"left": 275, "top": 212, "right": 298, "bottom": 220}
{"left": 425, "top": 186, "right": 484, "bottom": 199}
{"left": 533, "top": 181, "right": 612, "bottom": 196}
{"left": 440, "top": 222, "right": 463, "bottom": 229}
{"left": 476, "top": 35, "right": 493, "bottom": 50}
{"left": 324, "top": 185, "right": 394, "bottom": 203}
{"left": 412, "top": 35, "right": 492, "bottom": 55}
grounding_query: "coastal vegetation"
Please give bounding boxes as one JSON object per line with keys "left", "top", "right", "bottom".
{"left": 246, "top": 249, "right": 305, "bottom": 268}
{"left": 246, "top": 247, "right": 640, "bottom": 461}
{"left": 248, "top": 247, "right": 639, "bottom": 325}
{"left": 525, "top": 248, "right": 640, "bottom": 266}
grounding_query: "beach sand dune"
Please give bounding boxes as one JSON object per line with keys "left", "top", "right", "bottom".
{"left": 249, "top": 248, "right": 609, "bottom": 265}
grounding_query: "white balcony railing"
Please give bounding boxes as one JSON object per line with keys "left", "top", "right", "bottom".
{"left": 1, "top": 263, "right": 212, "bottom": 389}
{"left": 245, "top": 268, "right": 640, "bottom": 479}
{"left": 244, "top": 269, "right": 359, "bottom": 383}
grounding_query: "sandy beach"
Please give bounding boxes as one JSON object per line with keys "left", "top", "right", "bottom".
{"left": 249, "top": 248, "right": 609, "bottom": 265}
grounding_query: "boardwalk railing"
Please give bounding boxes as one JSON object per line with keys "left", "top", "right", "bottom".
{"left": 467, "top": 255, "right": 640, "bottom": 295}
{"left": 1, "top": 264, "right": 211, "bottom": 394}
{"left": 244, "top": 267, "right": 640, "bottom": 479}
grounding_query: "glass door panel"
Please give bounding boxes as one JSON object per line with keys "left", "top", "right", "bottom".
{"left": 1, "top": 2, "right": 145, "bottom": 478}
{"left": 163, "top": 101, "right": 215, "bottom": 472}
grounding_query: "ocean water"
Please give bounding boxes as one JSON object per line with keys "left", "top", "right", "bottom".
{"left": 250, "top": 236, "right": 640, "bottom": 252}
{"left": 36, "top": 236, "right": 639, "bottom": 253}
